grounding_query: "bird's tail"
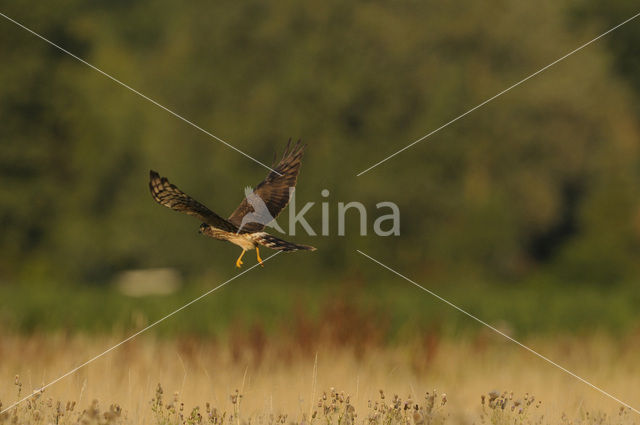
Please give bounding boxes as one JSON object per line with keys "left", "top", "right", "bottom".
{"left": 254, "top": 233, "right": 316, "bottom": 252}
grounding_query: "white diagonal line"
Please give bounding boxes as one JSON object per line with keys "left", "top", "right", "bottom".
{"left": 0, "top": 251, "right": 282, "bottom": 415}
{"left": 0, "top": 11, "right": 282, "bottom": 176}
{"left": 356, "top": 249, "right": 640, "bottom": 415}
{"left": 356, "top": 11, "right": 640, "bottom": 177}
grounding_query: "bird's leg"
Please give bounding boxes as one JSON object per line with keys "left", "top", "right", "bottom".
{"left": 235, "top": 249, "right": 246, "bottom": 268}
{"left": 256, "top": 246, "right": 264, "bottom": 267}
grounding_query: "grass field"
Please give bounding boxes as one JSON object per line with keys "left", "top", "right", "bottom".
{"left": 2, "top": 277, "right": 639, "bottom": 424}
{"left": 1, "top": 332, "right": 639, "bottom": 424}
{"left": 2, "top": 278, "right": 640, "bottom": 337}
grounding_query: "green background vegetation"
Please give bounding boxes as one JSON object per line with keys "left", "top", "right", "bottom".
{"left": 1, "top": 0, "right": 639, "bottom": 336}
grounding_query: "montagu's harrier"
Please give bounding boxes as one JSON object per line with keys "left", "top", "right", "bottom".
{"left": 149, "top": 140, "right": 316, "bottom": 268}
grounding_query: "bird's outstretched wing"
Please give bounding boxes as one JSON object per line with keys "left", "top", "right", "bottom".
{"left": 149, "top": 170, "right": 238, "bottom": 233}
{"left": 228, "top": 139, "right": 305, "bottom": 232}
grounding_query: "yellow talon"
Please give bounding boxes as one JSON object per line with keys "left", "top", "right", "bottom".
{"left": 256, "top": 247, "right": 264, "bottom": 267}
{"left": 235, "top": 249, "right": 246, "bottom": 268}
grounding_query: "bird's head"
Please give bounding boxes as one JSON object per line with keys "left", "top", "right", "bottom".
{"left": 198, "top": 223, "right": 209, "bottom": 234}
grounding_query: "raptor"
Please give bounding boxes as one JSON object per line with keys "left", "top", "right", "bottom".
{"left": 149, "top": 140, "right": 316, "bottom": 267}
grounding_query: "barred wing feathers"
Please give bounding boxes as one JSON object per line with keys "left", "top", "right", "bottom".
{"left": 228, "top": 139, "right": 306, "bottom": 232}
{"left": 149, "top": 170, "right": 238, "bottom": 233}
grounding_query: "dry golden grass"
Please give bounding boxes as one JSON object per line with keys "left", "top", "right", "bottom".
{"left": 0, "top": 332, "right": 639, "bottom": 424}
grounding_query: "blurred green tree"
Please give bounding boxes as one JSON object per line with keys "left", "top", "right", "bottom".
{"left": 0, "top": 0, "right": 638, "bottom": 286}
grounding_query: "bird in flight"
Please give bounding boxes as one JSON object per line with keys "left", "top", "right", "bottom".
{"left": 149, "top": 140, "right": 316, "bottom": 268}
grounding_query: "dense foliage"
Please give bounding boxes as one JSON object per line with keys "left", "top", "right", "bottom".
{"left": 1, "top": 0, "right": 639, "bottom": 287}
